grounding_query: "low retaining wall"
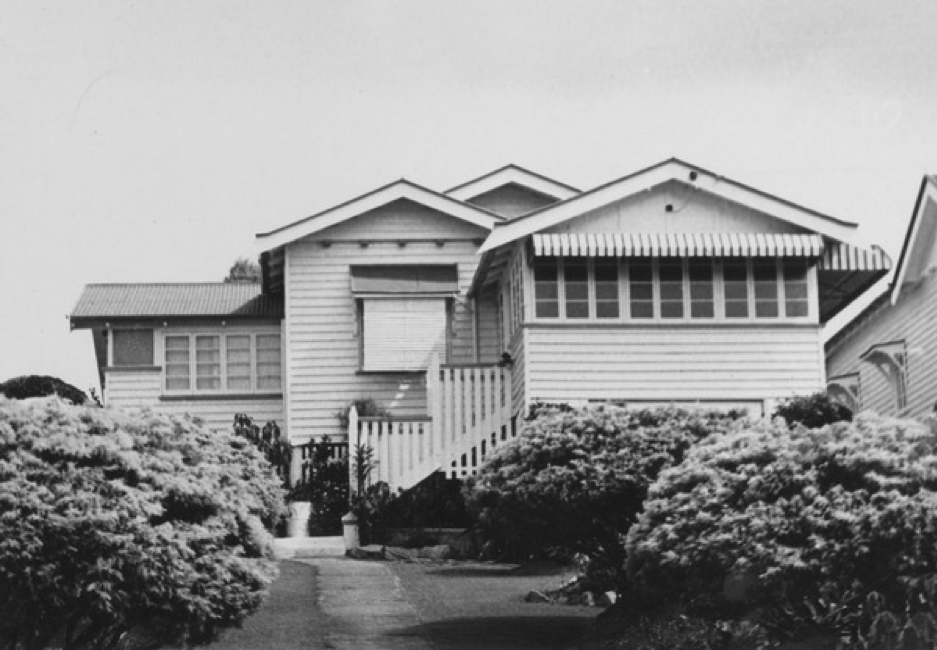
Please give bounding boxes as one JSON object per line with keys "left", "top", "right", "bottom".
{"left": 385, "top": 527, "right": 481, "bottom": 557}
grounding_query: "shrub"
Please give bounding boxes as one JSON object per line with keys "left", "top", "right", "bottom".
{"left": 0, "top": 397, "right": 287, "bottom": 649}
{"left": 773, "top": 391, "right": 852, "bottom": 429}
{"left": 464, "top": 405, "right": 746, "bottom": 584}
{"left": 0, "top": 374, "right": 88, "bottom": 405}
{"left": 289, "top": 437, "right": 349, "bottom": 535}
{"left": 626, "top": 413, "right": 937, "bottom": 647}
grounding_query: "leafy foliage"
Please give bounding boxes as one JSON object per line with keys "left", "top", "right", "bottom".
{"left": 626, "top": 413, "right": 937, "bottom": 647}
{"left": 464, "top": 405, "right": 746, "bottom": 583}
{"left": 336, "top": 398, "right": 390, "bottom": 428}
{"left": 223, "top": 257, "right": 261, "bottom": 283}
{"left": 773, "top": 391, "right": 853, "bottom": 429}
{"left": 0, "top": 374, "right": 88, "bottom": 405}
{"left": 288, "top": 437, "right": 349, "bottom": 535}
{"left": 0, "top": 397, "right": 287, "bottom": 650}
{"left": 232, "top": 414, "right": 291, "bottom": 487}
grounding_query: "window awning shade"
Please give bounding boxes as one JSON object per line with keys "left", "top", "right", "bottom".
{"left": 350, "top": 265, "right": 459, "bottom": 294}
{"left": 817, "top": 242, "right": 891, "bottom": 271}
{"left": 531, "top": 233, "right": 825, "bottom": 258}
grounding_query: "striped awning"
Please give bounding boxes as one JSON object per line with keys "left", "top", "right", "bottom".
{"left": 532, "top": 233, "right": 825, "bottom": 258}
{"left": 818, "top": 242, "right": 891, "bottom": 271}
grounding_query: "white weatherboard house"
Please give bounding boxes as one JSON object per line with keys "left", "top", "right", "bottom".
{"left": 826, "top": 176, "right": 937, "bottom": 418}
{"left": 70, "top": 159, "right": 890, "bottom": 489}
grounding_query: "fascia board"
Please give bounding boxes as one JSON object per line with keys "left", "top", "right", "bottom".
{"left": 891, "top": 177, "right": 937, "bottom": 304}
{"left": 255, "top": 183, "right": 500, "bottom": 254}
{"left": 448, "top": 168, "right": 579, "bottom": 201}
{"left": 479, "top": 160, "right": 858, "bottom": 254}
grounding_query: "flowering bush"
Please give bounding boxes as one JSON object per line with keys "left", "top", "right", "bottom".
{"left": 626, "top": 413, "right": 937, "bottom": 647}
{"left": 464, "top": 405, "right": 746, "bottom": 583}
{"left": 0, "top": 397, "right": 287, "bottom": 650}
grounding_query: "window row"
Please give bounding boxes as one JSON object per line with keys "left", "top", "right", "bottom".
{"left": 164, "top": 333, "right": 282, "bottom": 393}
{"left": 533, "top": 257, "right": 811, "bottom": 321}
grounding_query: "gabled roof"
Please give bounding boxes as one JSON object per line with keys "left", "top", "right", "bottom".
{"left": 255, "top": 180, "right": 503, "bottom": 253}
{"left": 478, "top": 158, "right": 860, "bottom": 253}
{"left": 446, "top": 164, "right": 580, "bottom": 202}
{"left": 890, "top": 175, "right": 937, "bottom": 303}
{"left": 70, "top": 283, "right": 283, "bottom": 328}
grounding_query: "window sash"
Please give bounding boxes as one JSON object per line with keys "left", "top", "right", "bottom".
{"left": 163, "top": 332, "right": 281, "bottom": 393}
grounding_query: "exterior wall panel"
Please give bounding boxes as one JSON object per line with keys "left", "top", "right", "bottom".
{"left": 103, "top": 369, "right": 284, "bottom": 435}
{"left": 285, "top": 207, "right": 489, "bottom": 441}
{"left": 827, "top": 274, "right": 937, "bottom": 418}
{"left": 546, "top": 180, "right": 808, "bottom": 236}
{"left": 525, "top": 325, "right": 825, "bottom": 404}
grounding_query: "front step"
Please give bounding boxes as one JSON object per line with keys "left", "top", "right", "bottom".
{"left": 274, "top": 535, "right": 345, "bottom": 559}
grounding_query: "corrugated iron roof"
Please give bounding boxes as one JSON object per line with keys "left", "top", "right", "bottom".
{"left": 70, "top": 283, "right": 283, "bottom": 325}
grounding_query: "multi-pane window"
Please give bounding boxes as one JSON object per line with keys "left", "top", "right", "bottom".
{"left": 225, "top": 335, "right": 252, "bottom": 390}
{"left": 658, "top": 258, "right": 684, "bottom": 319}
{"left": 784, "top": 260, "right": 809, "bottom": 317}
{"left": 594, "top": 259, "right": 620, "bottom": 319}
{"left": 164, "top": 332, "right": 281, "bottom": 393}
{"left": 534, "top": 260, "right": 559, "bottom": 318}
{"left": 564, "top": 259, "right": 589, "bottom": 319}
{"left": 256, "top": 335, "right": 282, "bottom": 389}
{"left": 753, "top": 260, "right": 780, "bottom": 318}
{"left": 195, "top": 336, "right": 222, "bottom": 390}
{"left": 688, "top": 260, "right": 714, "bottom": 318}
{"left": 629, "top": 260, "right": 654, "bottom": 319}
{"left": 531, "top": 257, "right": 812, "bottom": 322}
{"left": 165, "top": 336, "right": 191, "bottom": 390}
{"left": 722, "top": 259, "right": 749, "bottom": 318}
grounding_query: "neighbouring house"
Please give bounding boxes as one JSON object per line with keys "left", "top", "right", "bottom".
{"left": 826, "top": 175, "right": 937, "bottom": 418}
{"left": 70, "top": 159, "right": 890, "bottom": 489}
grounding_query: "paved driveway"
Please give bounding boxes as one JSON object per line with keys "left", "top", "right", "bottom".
{"left": 210, "top": 559, "right": 596, "bottom": 650}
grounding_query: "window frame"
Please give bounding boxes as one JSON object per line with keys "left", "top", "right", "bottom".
{"left": 356, "top": 296, "right": 453, "bottom": 373}
{"left": 161, "top": 330, "right": 282, "bottom": 395}
{"left": 528, "top": 256, "right": 815, "bottom": 323}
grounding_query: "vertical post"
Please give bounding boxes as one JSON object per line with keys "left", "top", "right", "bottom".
{"left": 347, "top": 406, "right": 359, "bottom": 496}
{"left": 427, "top": 354, "right": 441, "bottom": 469}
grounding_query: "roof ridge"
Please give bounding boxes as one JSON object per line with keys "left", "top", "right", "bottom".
{"left": 84, "top": 282, "right": 260, "bottom": 287}
{"left": 445, "top": 163, "right": 580, "bottom": 195}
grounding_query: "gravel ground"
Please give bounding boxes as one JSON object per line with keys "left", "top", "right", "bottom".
{"left": 390, "top": 561, "right": 598, "bottom": 650}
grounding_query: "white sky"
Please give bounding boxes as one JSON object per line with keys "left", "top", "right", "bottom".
{"left": 2, "top": 0, "right": 936, "bottom": 394}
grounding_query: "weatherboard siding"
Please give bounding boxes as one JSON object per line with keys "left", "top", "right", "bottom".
{"left": 524, "top": 325, "right": 825, "bottom": 404}
{"left": 103, "top": 369, "right": 284, "bottom": 434}
{"left": 826, "top": 274, "right": 937, "bottom": 418}
{"left": 285, "top": 207, "right": 489, "bottom": 440}
{"left": 545, "top": 180, "right": 808, "bottom": 236}
{"left": 467, "top": 184, "right": 558, "bottom": 219}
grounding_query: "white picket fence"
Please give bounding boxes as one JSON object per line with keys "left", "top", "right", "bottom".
{"left": 347, "top": 354, "right": 517, "bottom": 491}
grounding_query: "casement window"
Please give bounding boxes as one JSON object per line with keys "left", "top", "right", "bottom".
{"left": 533, "top": 257, "right": 812, "bottom": 322}
{"left": 111, "top": 329, "right": 154, "bottom": 366}
{"left": 351, "top": 265, "right": 457, "bottom": 372}
{"left": 361, "top": 298, "right": 449, "bottom": 371}
{"left": 594, "top": 259, "right": 620, "bottom": 319}
{"left": 723, "top": 258, "right": 811, "bottom": 320}
{"left": 163, "top": 332, "right": 281, "bottom": 393}
{"left": 534, "top": 260, "right": 560, "bottom": 318}
{"left": 564, "top": 259, "right": 590, "bottom": 319}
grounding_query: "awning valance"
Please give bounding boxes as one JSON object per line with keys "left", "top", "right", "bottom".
{"left": 531, "top": 233, "right": 824, "bottom": 258}
{"left": 818, "top": 242, "right": 891, "bottom": 271}
{"left": 350, "top": 265, "right": 459, "bottom": 294}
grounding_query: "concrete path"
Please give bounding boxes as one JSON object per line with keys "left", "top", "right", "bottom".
{"left": 300, "top": 558, "right": 433, "bottom": 649}
{"left": 210, "top": 548, "right": 595, "bottom": 649}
